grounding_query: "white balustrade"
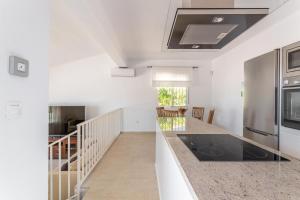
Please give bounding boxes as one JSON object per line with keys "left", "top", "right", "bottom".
{"left": 48, "top": 109, "right": 122, "bottom": 200}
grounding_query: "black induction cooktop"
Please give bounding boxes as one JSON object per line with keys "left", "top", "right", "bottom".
{"left": 178, "top": 134, "right": 289, "bottom": 161}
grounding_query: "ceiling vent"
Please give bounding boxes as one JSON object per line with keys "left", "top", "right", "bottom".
{"left": 111, "top": 67, "right": 136, "bottom": 77}
{"left": 179, "top": 24, "right": 238, "bottom": 45}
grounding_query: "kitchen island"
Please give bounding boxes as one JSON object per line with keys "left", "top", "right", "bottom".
{"left": 155, "top": 117, "right": 300, "bottom": 200}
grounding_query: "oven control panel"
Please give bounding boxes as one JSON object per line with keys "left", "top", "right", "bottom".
{"left": 283, "top": 76, "right": 300, "bottom": 87}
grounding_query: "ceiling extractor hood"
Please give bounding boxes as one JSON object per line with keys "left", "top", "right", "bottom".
{"left": 167, "top": 0, "right": 268, "bottom": 50}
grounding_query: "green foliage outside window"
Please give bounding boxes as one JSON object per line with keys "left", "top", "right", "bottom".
{"left": 157, "top": 87, "right": 187, "bottom": 106}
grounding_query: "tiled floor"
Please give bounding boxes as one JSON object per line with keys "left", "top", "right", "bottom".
{"left": 82, "top": 132, "right": 160, "bottom": 200}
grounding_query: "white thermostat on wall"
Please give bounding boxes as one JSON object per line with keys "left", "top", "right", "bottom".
{"left": 9, "top": 56, "right": 29, "bottom": 77}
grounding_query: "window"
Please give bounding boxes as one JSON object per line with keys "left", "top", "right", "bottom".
{"left": 157, "top": 87, "right": 188, "bottom": 107}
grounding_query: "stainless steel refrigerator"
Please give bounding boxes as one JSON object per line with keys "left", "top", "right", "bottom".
{"left": 243, "top": 50, "right": 280, "bottom": 150}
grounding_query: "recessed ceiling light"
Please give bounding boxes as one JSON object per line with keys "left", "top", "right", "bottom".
{"left": 212, "top": 16, "right": 224, "bottom": 23}
{"left": 192, "top": 44, "right": 200, "bottom": 49}
{"left": 217, "top": 33, "right": 228, "bottom": 39}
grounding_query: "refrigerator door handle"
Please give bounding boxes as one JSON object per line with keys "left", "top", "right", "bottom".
{"left": 245, "top": 127, "right": 277, "bottom": 136}
{"left": 275, "top": 87, "right": 278, "bottom": 125}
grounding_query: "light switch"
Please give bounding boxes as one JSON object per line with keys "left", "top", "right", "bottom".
{"left": 9, "top": 56, "right": 29, "bottom": 77}
{"left": 6, "top": 101, "right": 22, "bottom": 120}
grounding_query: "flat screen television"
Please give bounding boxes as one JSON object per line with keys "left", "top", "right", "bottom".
{"left": 49, "top": 106, "right": 85, "bottom": 136}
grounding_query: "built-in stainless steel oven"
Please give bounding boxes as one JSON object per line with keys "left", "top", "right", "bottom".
{"left": 283, "top": 41, "right": 300, "bottom": 77}
{"left": 282, "top": 76, "right": 300, "bottom": 130}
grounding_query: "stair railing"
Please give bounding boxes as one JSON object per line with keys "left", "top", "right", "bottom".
{"left": 48, "top": 109, "right": 122, "bottom": 200}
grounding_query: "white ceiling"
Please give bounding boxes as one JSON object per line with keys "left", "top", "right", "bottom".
{"left": 50, "top": 0, "right": 104, "bottom": 66}
{"left": 50, "top": 0, "right": 290, "bottom": 67}
{"left": 99, "top": 0, "right": 220, "bottom": 64}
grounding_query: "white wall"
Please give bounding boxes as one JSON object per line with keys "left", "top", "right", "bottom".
{"left": 212, "top": 0, "right": 300, "bottom": 158}
{"left": 0, "top": 1, "right": 49, "bottom": 200}
{"left": 49, "top": 54, "right": 212, "bottom": 132}
{"left": 234, "top": 0, "right": 289, "bottom": 11}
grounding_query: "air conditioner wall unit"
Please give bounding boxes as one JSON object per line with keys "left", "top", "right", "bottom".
{"left": 111, "top": 67, "right": 136, "bottom": 77}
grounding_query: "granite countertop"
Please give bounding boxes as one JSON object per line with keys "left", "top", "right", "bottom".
{"left": 157, "top": 117, "right": 300, "bottom": 200}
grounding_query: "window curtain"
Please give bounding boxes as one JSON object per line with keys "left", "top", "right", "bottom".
{"left": 151, "top": 67, "right": 193, "bottom": 87}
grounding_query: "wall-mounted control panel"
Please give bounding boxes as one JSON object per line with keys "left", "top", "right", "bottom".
{"left": 5, "top": 101, "right": 22, "bottom": 120}
{"left": 9, "top": 56, "right": 29, "bottom": 77}
{"left": 283, "top": 75, "right": 300, "bottom": 87}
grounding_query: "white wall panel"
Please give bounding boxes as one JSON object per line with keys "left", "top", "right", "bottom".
{"left": 0, "top": 0, "right": 49, "bottom": 199}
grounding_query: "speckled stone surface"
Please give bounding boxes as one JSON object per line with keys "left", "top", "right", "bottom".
{"left": 158, "top": 117, "right": 300, "bottom": 200}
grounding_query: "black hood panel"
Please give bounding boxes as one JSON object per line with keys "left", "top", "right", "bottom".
{"left": 168, "top": 8, "right": 268, "bottom": 49}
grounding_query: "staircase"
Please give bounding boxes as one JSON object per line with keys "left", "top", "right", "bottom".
{"left": 48, "top": 109, "right": 122, "bottom": 200}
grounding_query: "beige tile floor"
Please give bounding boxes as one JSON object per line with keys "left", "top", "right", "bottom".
{"left": 82, "top": 132, "right": 160, "bottom": 200}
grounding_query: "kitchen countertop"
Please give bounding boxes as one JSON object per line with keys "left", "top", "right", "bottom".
{"left": 157, "top": 117, "right": 300, "bottom": 200}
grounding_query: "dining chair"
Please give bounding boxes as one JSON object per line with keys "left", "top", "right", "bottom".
{"left": 156, "top": 107, "right": 164, "bottom": 117}
{"left": 192, "top": 107, "right": 205, "bottom": 120}
{"left": 207, "top": 109, "right": 215, "bottom": 124}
